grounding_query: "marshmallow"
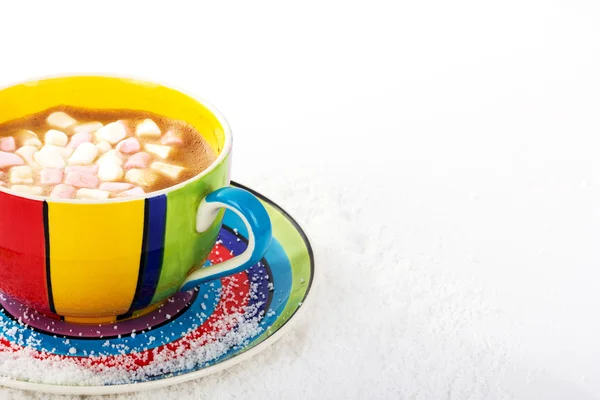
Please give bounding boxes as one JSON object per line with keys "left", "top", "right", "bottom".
{"left": 0, "top": 137, "right": 16, "bottom": 152}
{"left": 68, "top": 142, "right": 98, "bottom": 165}
{"left": 98, "top": 163, "right": 124, "bottom": 182}
{"left": 50, "top": 184, "right": 76, "bottom": 199}
{"left": 116, "top": 138, "right": 140, "bottom": 154}
{"left": 95, "top": 121, "right": 128, "bottom": 144}
{"left": 34, "top": 146, "right": 66, "bottom": 168}
{"left": 13, "top": 130, "right": 43, "bottom": 148}
{"left": 0, "top": 151, "right": 25, "bottom": 168}
{"left": 10, "top": 185, "right": 43, "bottom": 196}
{"left": 160, "top": 130, "right": 184, "bottom": 145}
{"left": 144, "top": 144, "right": 171, "bottom": 159}
{"left": 47, "top": 112, "right": 77, "bottom": 130}
{"left": 23, "top": 137, "right": 43, "bottom": 148}
{"left": 65, "top": 165, "right": 99, "bottom": 174}
{"left": 65, "top": 171, "right": 99, "bottom": 189}
{"left": 96, "top": 149, "right": 124, "bottom": 166}
{"left": 96, "top": 141, "right": 112, "bottom": 154}
{"left": 67, "top": 132, "right": 92, "bottom": 149}
{"left": 125, "top": 168, "right": 158, "bottom": 187}
{"left": 117, "top": 187, "right": 145, "bottom": 197}
{"left": 136, "top": 119, "right": 161, "bottom": 138}
{"left": 76, "top": 188, "right": 110, "bottom": 200}
{"left": 44, "top": 130, "right": 69, "bottom": 147}
{"left": 43, "top": 145, "right": 73, "bottom": 159}
{"left": 15, "top": 146, "right": 38, "bottom": 166}
{"left": 9, "top": 166, "right": 33, "bottom": 184}
{"left": 41, "top": 168, "right": 64, "bottom": 185}
{"left": 124, "top": 152, "right": 151, "bottom": 169}
{"left": 150, "top": 161, "right": 185, "bottom": 179}
{"left": 73, "top": 122, "right": 103, "bottom": 134}
{"left": 99, "top": 182, "right": 133, "bottom": 192}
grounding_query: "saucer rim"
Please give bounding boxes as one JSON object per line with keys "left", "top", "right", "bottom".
{"left": 0, "top": 181, "right": 315, "bottom": 395}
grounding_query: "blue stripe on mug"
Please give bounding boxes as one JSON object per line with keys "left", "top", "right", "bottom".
{"left": 128, "top": 195, "right": 167, "bottom": 312}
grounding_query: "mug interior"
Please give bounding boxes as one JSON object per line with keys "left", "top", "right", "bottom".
{"left": 0, "top": 75, "right": 230, "bottom": 201}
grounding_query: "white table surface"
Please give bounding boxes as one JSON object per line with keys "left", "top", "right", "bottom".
{"left": 2, "top": 1, "right": 600, "bottom": 399}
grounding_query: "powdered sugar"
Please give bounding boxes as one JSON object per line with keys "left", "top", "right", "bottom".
{"left": 0, "top": 313, "right": 262, "bottom": 387}
{"left": 0, "top": 286, "right": 264, "bottom": 387}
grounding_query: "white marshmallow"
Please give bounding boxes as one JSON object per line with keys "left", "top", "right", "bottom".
{"left": 23, "top": 137, "right": 42, "bottom": 148}
{"left": 98, "top": 163, "right": 124, "bottom": 182}
{"left": 15, "top": 146, "right": 39, "bottom": 166}
{"left": 95, "top": 122, "right": 128, "bottom": 144}
{"left": 75, "top": 188, "right": 110, "bottom": 200}
{"left": 99, "top": 182, "right": 133, "bottom": 192}
{"left": 47, "top": 112, "right": 77, "bottom": 129}
{"left": 150, "top": 161, "right": 185, "bottom": 179}
{"left": 136, "top": 119, "right": 161, "bottom": 138}
{"left": 10, "top": 185, "right": 43, "bottom": 196}
{"left": 9, "top": 166, "right": 33, "bottom": 184}
{"left": 96, "top": 141, "right": 112, "bottom": 154}
{"left": 74, "top": 122, "right": 103, "bottom": 134}
{"left": 44, "top": 130, "right": 69, "bottom": 146}
{"left": 160, "top": 130, "right": 184, "bottom": 145}
{"left": 125, "top": 168, "right": 158, "bottom": 187}
{"left": 96, "top": 149, "right": 124, "bottom": 166}
{"left": 43, "top": 145, "right": 73, "bottom": 159}
{"left": 144, "top": 144, "right": 171, "bottom": 159}
{"left": 68, "top": 142, "right": 98, "bottom": 165}
{"left": 33, "top": 146, "right": 66, "bottom": 168}
{"left": 16, "top": 130, "right": 42, "bottom": 148}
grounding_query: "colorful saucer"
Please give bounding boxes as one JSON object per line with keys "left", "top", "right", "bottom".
{"left": 0, "top": 182, "right": 314, "bottom": 395}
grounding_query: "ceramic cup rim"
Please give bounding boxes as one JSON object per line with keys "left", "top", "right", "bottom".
{"left": 0, "top": 73, "right": 233, "bottom": 204}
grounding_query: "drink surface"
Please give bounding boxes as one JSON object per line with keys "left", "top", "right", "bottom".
{"left": 0, "top": 106, "right": 217, "bottom": 199}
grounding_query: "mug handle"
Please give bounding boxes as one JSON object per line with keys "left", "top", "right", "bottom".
{"left": 179, "top": 187, "right": 273, "bottom": 292}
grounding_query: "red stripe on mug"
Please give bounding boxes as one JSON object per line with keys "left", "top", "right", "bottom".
{"left": 0, "top": 192, "right": 50, "bottom": 312}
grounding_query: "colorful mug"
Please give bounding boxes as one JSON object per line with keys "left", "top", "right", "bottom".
{"left": 0, "top": 75, "right": 272, "bottom": 324}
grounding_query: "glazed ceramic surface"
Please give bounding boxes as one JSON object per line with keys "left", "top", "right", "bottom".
{"left": 0, "top": 182, "right": 314, "bottom": 395}
{"left": 0, "top": 76, "right": 271, "bottom": 321}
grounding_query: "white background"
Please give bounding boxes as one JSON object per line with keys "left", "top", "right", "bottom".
{"left": 1, "top": 0, "right": 600, "bottom": 399}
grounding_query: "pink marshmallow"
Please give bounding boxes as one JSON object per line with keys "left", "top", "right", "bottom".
{"left": 160, "top": 131, "right": 183, "bottom": 145}
{"left": 117, "top": 187, "right": 146, "bottom": 197}
{"left": 67, "top": 132, "right": 92, "bottom": 149}
{"left": 40, "top": 168, "right": 64, "bottom": 185}
{"left": 116, "top": 138, "right": 141, "bottom": 154}
{"left": 99, "top": 182, "right": 133, "bottom": 192}
{"left": 64, "top": 171, "right": 99, "bottom": 189}
{"left": 124, "top": 152, "right": 152, "bottom": 169}
{"left": 0, "top": 137, "right": 16, "bottom": 152}
{"left": 0, "top": 151, "right": 25, "bottom": 168}
{"left": 50, "top": 184, "right": 76, "bottom": 199}
{"left": 65, "top": 165, "right": 99, "bottom": 174}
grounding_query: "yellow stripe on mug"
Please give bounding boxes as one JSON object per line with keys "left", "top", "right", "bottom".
{"left": 46, "top": 200, "right": 145, "bottom": 317}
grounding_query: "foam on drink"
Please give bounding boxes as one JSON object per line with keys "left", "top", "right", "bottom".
{"left": 0, "top": 106, "right": 217, "bottom": 198}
